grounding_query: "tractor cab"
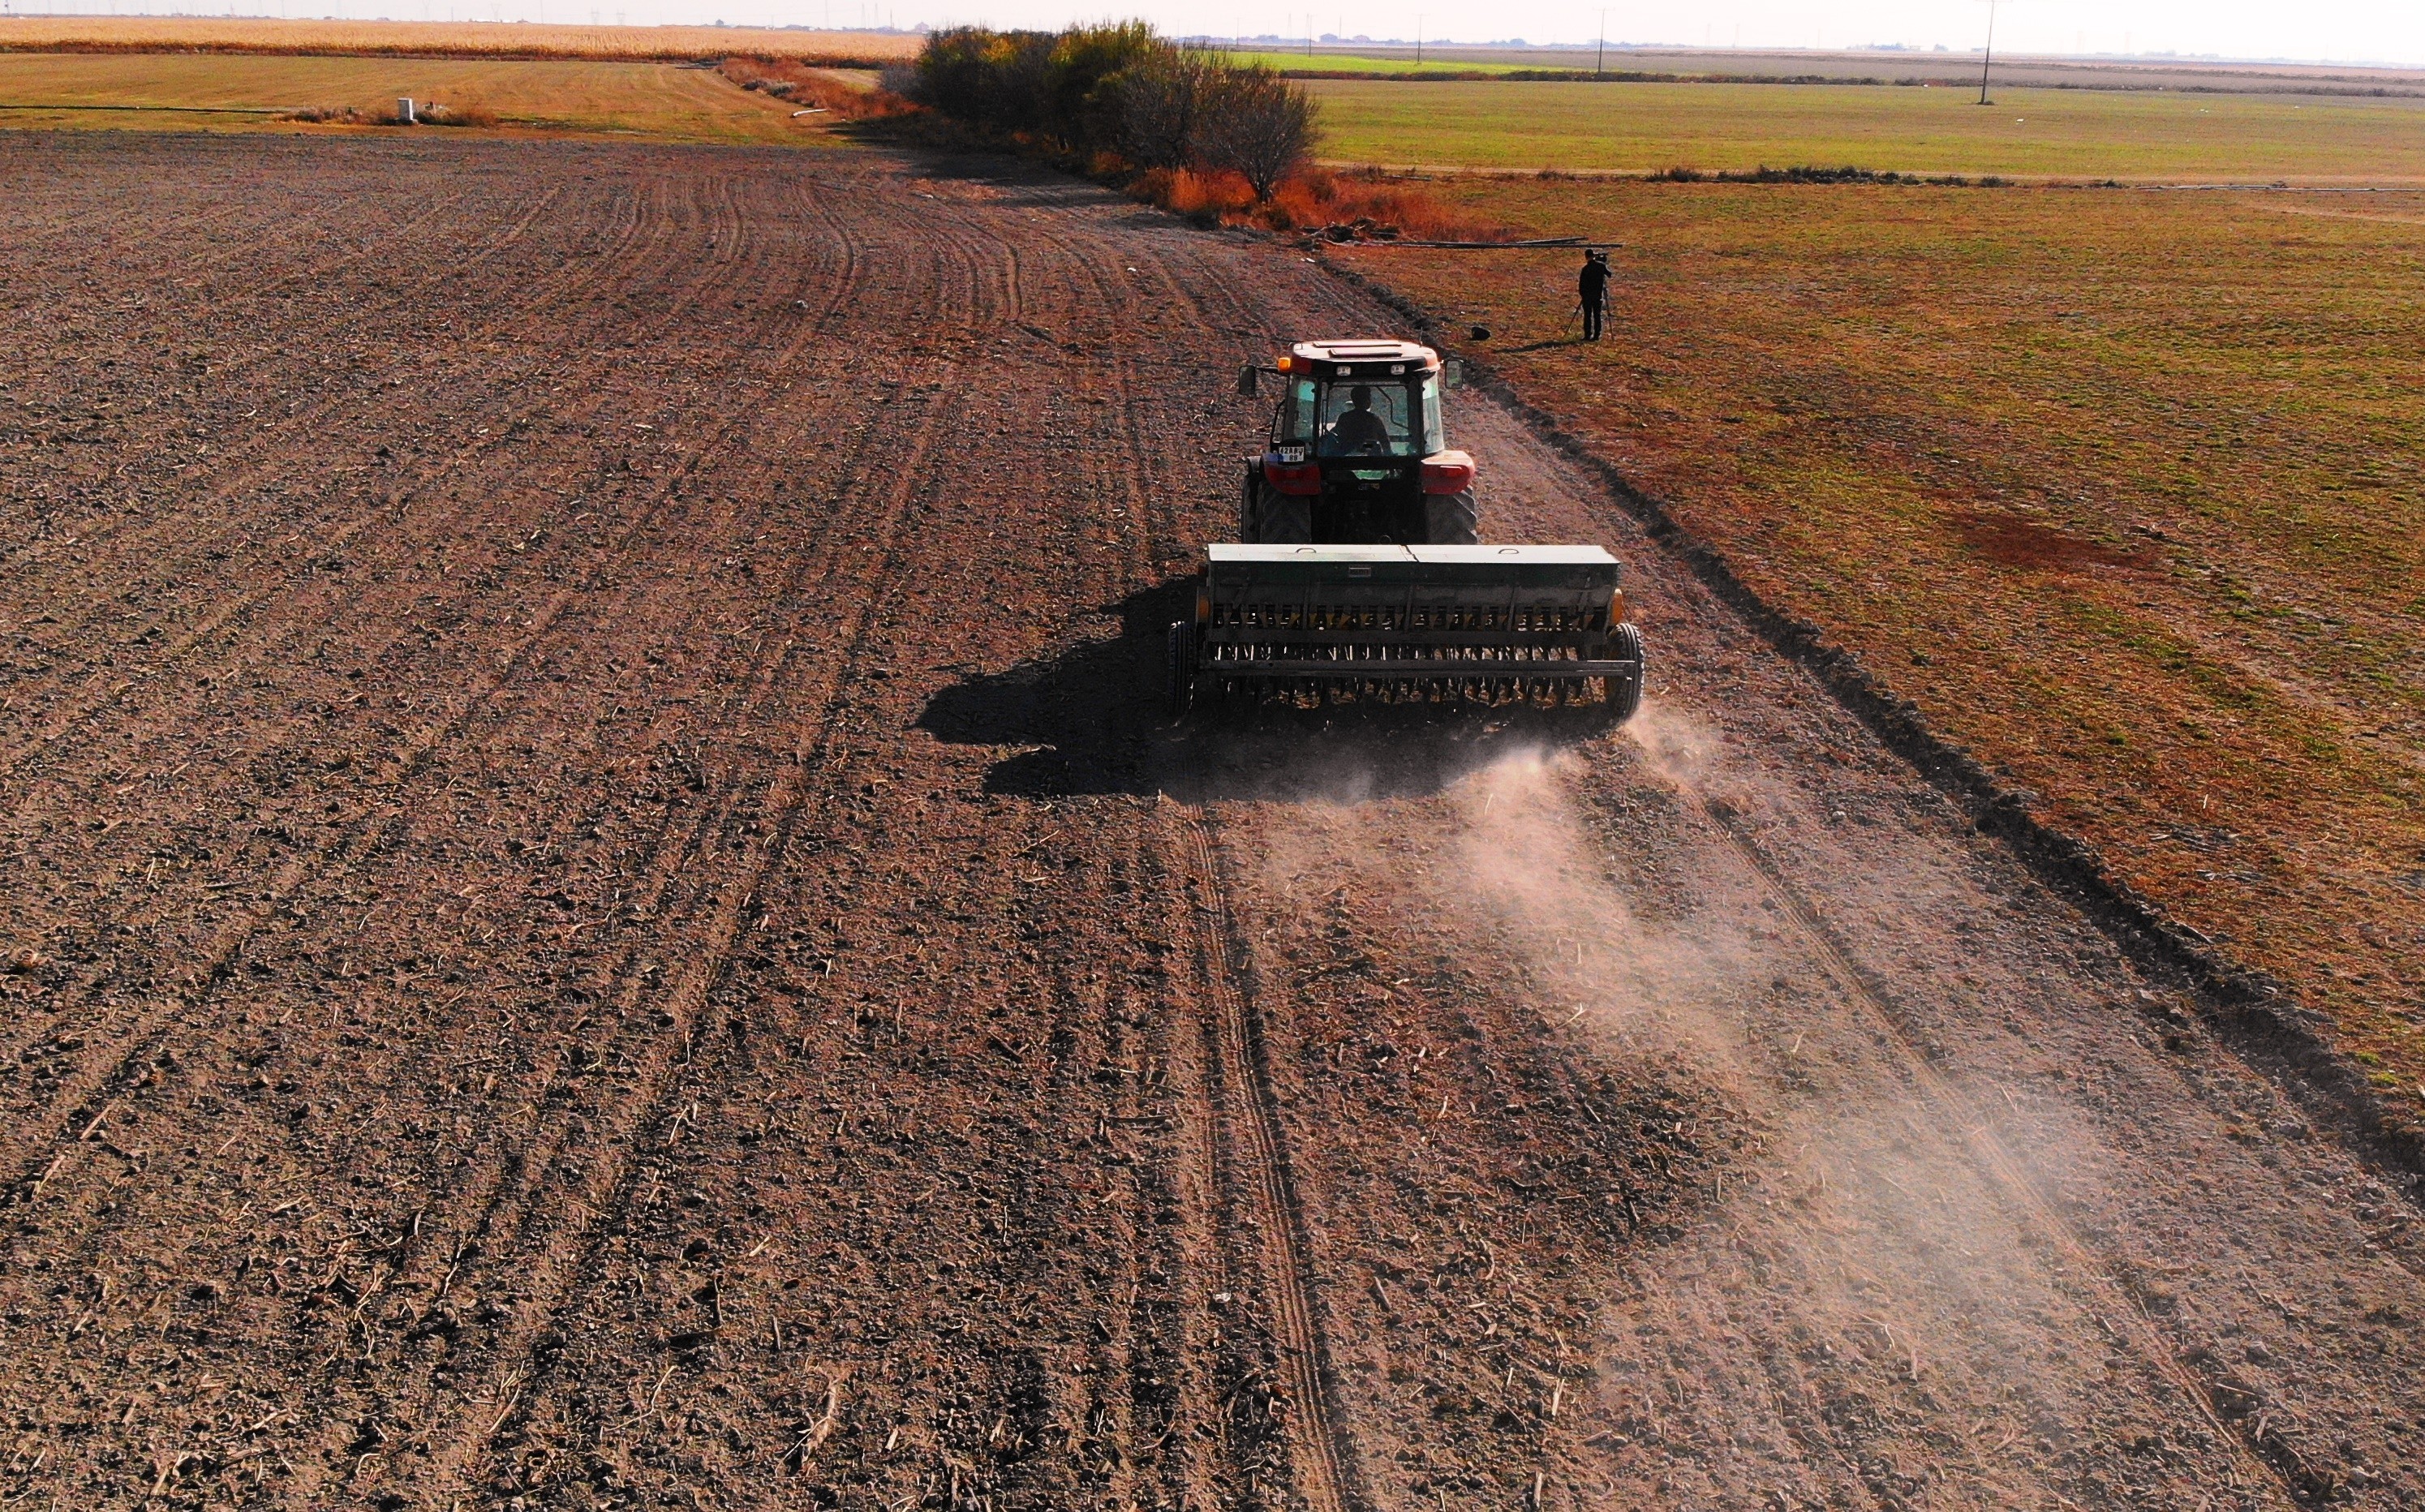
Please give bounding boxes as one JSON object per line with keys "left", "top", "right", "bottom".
{"left": 1237, "top": 339, "right": 1477, "bottom": 546}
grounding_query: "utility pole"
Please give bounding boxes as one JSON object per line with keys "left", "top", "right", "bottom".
{"left": 1977, "top": 0, "right": 1997, "bottom": 104}
{"left": 1414, "top": 12, "right": 1424, "bottom": 64}
{"left": 1595, "top": 6, "right": 1606, "bottom": 76}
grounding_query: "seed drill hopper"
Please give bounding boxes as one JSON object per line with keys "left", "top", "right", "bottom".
{"left": 1166, "top": 338, "right": 1644, "bottom": 715}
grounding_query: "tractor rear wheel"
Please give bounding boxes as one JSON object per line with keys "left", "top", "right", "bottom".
{"left": 1425, "top": 489, "right": 1480, "bottom": 545}
{"left": 1245, "top": 482, "right": 1312, "bottom": 544}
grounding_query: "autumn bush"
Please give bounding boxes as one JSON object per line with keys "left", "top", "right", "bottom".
{"left": 718, "top": 56, "right": 918, "bottom": 121}
{"left": 1266, "top": 167, "right": 1512, "bottom": 238}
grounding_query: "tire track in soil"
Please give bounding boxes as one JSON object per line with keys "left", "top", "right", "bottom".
{"left": 0, "top": 205, "right": 883, "bottom": 1300}
{"left": 1049, "top": 217, "right": 1365, "bottom": 1512}
{"left": 400, "top": 245, "right": 1002, "bottom": 1504}
{"left": 836, "top": 195, "right": 1255, "bottom": 1512}
{"left": 1690, "top": 795, "right": 2315, "bottom": 1502}
{"left": 0, "top": 180, "right": 871, "bottom": 1202}
{"left": 0, "top": 163, "right": 824, "bottom": 1062}
{"left": 0, "top": 170, "right": 577, "bottom": 581}
{"left": 204, "top": 360, "right": 935, "bottom": 1510}
{"left": 1040, "top": 229, "right": 1241, "bottom": 1512}
{"left": 906, "top": 208, "right": 1201, "bottom": 1511}
{"left": 400, "top": 342, "right": 938, "bottom": 1274}
{"left": 1166, "top": 805, "right": 1357, "bottom": 1512}
{"left": 0, "top": 224, "right": 901, "bottom": 1422}
{"left": 0, "top": 176, "right": 696, "bottom": 771}
{"left": 429, "top": 197, "right": 1283, "bottom": 1512}
{"left": 406, "top": 372, "right": 970, "bottom": 1503}
{"left": 0, "top": 167, "right": 572, "bottom": 578}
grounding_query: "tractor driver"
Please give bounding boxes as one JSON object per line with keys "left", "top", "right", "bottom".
{"left": 1325, "top": 384, "right": 1395, "bottom": 455}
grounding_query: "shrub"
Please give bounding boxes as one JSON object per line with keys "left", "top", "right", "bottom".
{"left": 1138, "top": 166, "right": 1257, "bottom": 222}
{"left": 1193, "top": 62, "right": 1318, "bottom": 203}
{"left": 907, "top": 20, "right": 1317, "bottom": 204}
{"left": 901, "top": 20, "right": 1491, "bottom": 239}
{"left": 908, "top": 25, "right": 1056, "bottom": 135}
{"left": 1099, "top": 45, "right": 1221, "bottom": 171}
{"left": 1045, "top": 19, "right": 1161, "bottom": 155}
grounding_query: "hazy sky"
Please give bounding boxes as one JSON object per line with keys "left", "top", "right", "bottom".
{"left": 71, "top": 0, "right": 2423, "bottom": 66}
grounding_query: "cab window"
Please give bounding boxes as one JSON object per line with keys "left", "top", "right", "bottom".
{"left": 1315, "top": 382, "right": 1409, "bottom": 457}
{"left": 1272, "top": 371, "right": 1443, "bottom": 456}
{"left": 1272, "top": 378, "right": 1318, "bottom": 447}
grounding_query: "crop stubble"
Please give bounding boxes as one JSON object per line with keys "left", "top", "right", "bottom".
{"left": 2, "top": 132, "right": 2422, "bottom": 1510}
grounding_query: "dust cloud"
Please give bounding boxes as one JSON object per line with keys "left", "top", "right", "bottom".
{"left": 1230, "top": 702, "right": 2148, "bottom": 1500}
{"left": 1431, "top": 737, "right": 1763, "bottom": 1076}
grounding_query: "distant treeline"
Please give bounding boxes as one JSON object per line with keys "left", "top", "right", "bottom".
{"left": 895, "top": 22, "right": 1319, "bottom": 200}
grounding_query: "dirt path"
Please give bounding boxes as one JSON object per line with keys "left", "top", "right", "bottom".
{"left": 2, "top": 131, "right": 2419, "bottom": 1512}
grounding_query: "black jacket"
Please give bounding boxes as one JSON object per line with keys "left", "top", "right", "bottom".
{"left": 1578, "top": 259, "right": 1610, "bottom": 304}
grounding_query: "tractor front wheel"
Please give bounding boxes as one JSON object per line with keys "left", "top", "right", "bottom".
{"left": 1425, "top": 489, "right": 1480, "bottom": 545}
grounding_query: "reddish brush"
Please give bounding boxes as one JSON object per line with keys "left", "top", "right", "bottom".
{"left": 717, "top": 56, "right": 918, "bottom": 122}
{"left": 1129, "top": 167, "right": 1258, "bottom": 222}
{"left": 1286, "top": 168, "right": 1516, "bottom": 239}
{"left": 1127, "top": 161, "right": 1507, "bottom": 241}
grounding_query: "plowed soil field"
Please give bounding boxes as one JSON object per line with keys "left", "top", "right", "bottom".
{"left": 3, "top": 131, "right": 2422, "bottom": 1512}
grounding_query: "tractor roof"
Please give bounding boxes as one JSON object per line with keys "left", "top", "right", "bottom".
{"left": 1286, "top": 338, "right": 1438, "bottom": 375}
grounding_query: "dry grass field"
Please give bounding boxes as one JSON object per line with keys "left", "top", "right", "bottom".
{"left": 0, "top": 50, "right": 849, "bottom": 143}
{"left": 1340, "top": 178, "right": 2425, "bottom": 1115}
{"left": 1307, "top": 78, "right": 2425, "bottom": 181}
{"left": 0, "top": 13, "right": 914, "bottom": 63}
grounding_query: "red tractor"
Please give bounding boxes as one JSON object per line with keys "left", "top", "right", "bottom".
{"left": 1167, "top": 337, "right": 1645, "bottom": 715}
